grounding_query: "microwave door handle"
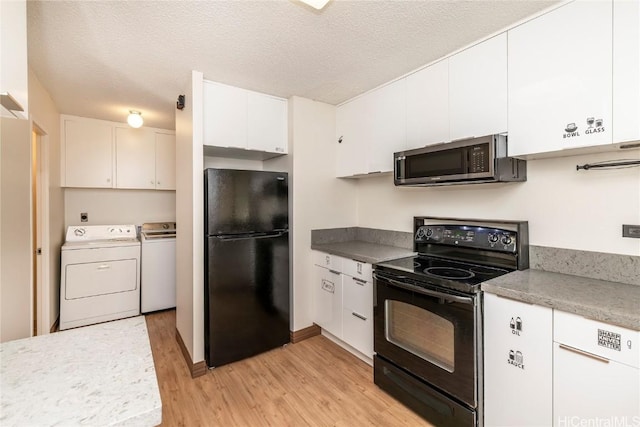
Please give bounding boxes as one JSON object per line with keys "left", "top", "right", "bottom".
{"left": 372, "top": 272, "right": 473, "bottom": 305}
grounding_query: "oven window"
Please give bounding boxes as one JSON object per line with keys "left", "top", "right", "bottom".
{"left": 385, "top": 300, "right": 455, "bottom": 372}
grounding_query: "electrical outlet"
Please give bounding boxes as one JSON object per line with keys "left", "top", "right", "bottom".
{"left": 622, "top": 224, "right": 640, "bottom": 238}
{"left": 80, "top": 212, "right": 88, "bottom": 223}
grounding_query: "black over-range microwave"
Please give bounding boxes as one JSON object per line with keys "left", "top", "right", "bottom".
{"left": 394, "top": 134, "right": 527, "bottom": 186}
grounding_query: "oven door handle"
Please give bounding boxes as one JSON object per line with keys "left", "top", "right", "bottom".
{"left": 372, "top": 272, "right": 474, "bottom": 305}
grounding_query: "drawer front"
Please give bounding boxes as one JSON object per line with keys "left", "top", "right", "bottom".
{"left": 342, "top": 259, "right": 373, "bottom": 281}
{"left": 312, "top": 251, "right": 343, "bottom": 272}
{"left": 554, "top": 310, "right": 639, "bottom": 368}
{"left": 65, "top": 259, "right": 138, "bottom": 299}
{"left": 343, "top": 275, "right": 373, "bottom": 318}
{"left": 342, "top": 307, "right": 373, "bottom": 357}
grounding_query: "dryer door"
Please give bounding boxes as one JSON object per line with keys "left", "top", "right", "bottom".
{"left": 65, "top": 259, "right": 137, "bottom": 299}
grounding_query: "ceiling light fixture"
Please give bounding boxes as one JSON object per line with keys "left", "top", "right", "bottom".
{"left": 127, "top": 110, "right": 143, "bottom": 128}
{"left": 299, "top": 0, "right": 330, "bottom": 10}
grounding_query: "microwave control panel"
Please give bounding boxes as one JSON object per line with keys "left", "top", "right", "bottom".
{"left": 415, "top": 224, "right": 517, "bottom": 253}
{"left": 468, "top": 144, "right": 490, "bottom": 173}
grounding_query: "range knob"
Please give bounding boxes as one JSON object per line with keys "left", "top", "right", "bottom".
{"left": 488, "top": 233, "right": 499, "bottom": 243}
{"left": 501, "top": 235, "right": 513, "bottom": 245}
{"left": 425, "top": 228, "right": 433, "bottom": 237}
{"left": 416, "top": 228, "right": 425, "bottom": 238}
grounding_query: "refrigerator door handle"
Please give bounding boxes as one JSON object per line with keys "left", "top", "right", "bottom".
{"left": 214, "top": 231, "right": 287, "bottom": 242}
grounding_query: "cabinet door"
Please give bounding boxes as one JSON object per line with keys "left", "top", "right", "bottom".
{"left": 406, "top": 59, "right": 449, "bottom": 149}
{"left": 115, "top": 127, "right": 155, "bottom": 189}
{"left": 553, "top": 342, "right": 639, "bottom": 425}
{"left": 342, "top": 275, "right": 373, "bottom": 357}
{"left": 368, "top": 79, "right": 406, "bottom": 174}
{"left": 336, "top": 96, "right": 370, "bottom": 177}
{"left": 64, "top": 119, "right": 113, "bottom": 188}
{"left": 313, "top": 266, "right": 342, "bottom": 338}
{"left": 449, "top": 33, "right": 507, "bottom": 141}
{"left": 613, "top": 0, "right": 640, "bottom": 144}
{"left": 247, "top": 92, "right": 288, "bottom": 154}
{"left": 155, "top": 132, "right": 176, "bottom": 190}
{"left": 203, "top": 81, "right": 247, "bottom": 149}
{"left": 483, "top": 293, "right": 553, "bottom": 427}
{"left": 508, "top": 0, "right": 613, "bottom": 156}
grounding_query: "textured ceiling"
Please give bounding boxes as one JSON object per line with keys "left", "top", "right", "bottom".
{"left": 27, "top": 0, "right": 560, "bottom": 130}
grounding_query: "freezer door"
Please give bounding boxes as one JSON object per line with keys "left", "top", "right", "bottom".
{"left": 205, "top": 169, "right": 288, "bottom": 235}
{"left": 205, "top": 231, "right": 290, "bottom": 367}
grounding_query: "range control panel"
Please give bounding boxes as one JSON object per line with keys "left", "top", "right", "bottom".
{"left": 415, "top": 224, "right": 517, "bottom": 252}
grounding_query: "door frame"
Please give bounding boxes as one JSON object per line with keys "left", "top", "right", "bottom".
{"left": 30, "top": 119, "right": 51, "bottom": 335}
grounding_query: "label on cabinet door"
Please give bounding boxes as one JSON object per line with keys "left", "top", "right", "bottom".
{"left": 562, "top": 118, "right": 606, "bottom": 140}
{"left": 510, "top": 317, "right": 523, "bottom": 335}
{"left": 597, "top": 329, "right": 621, "bottom": 351}
{"left": 507, "top": 349, "right": 525, "bottom": 370}
{"left": 321, "top": 279, "right": 334, "bottom": 293}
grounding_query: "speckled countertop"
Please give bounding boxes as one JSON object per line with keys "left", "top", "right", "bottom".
{"left": 483, "top": 270, "right": 640, "bottom": 331}
{"left": 311, "top": 241, "right": 415, "bottom": 264}
{"left": 0, "top": 316, "right": 162, "bottom": 426}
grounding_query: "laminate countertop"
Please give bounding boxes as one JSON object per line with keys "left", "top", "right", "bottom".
{"left": 0, "top": 316, "right": 162, "bottom": 426}
{"left": 482, "top": 269, "right": 640, "bottom": 331}
{"left": 311, "top": 240, "right": 415, "bottom": 264}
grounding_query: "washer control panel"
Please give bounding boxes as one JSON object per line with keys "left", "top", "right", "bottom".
{"left": 415, "top": 224, "right": 517, "bottom": 252}
{"left": 66, "top": 225, "right": 137, "bottom": 242}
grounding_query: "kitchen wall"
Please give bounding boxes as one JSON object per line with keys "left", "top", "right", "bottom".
{"left": 29, "top": 69, "right": 65, "bottom": 333}
{"left": 357, "top": 150, "right": 640, "bottom": 256}
{"left": 265, "top": 96, "right": 358, "bottom": 331}
{"left": 64, "top": 189, "right": 175, "bottom": 228}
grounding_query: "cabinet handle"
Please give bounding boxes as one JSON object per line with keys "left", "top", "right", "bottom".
{"left": 558, "top": 344, "right": 609, "bottom": 364}
{"left": 329, "top": 269, "right": 340, "bottom": 275}
{"left": 157, "top": 181, "right": 160, "bottom": 185}
{"left": 151, "top": 180, "right": 155, "bottom": 184}
{"left": 97, "top": 264, "right": 111, "bottom": 271}
{"left": 106, "top": 178, "right": 111, "bottom": 183}
{"left": 352, "top": 277, "right": 367, "bottom": 285}
{"left": 352, "top": 312, "right": 367, "bottom": 321}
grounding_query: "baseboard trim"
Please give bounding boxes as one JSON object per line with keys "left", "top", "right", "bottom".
{"left": 290, "top": 324, "right": 321, "bottom": 343}
{"left": 175, "top": 328, "right": 207, "bottom": 378}
{"left": 49, "top": 318, "right": 59, "bottom": 333}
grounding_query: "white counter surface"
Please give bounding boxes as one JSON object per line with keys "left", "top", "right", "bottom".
{"left": 0, "top": 316, "right": 162, "bottom": 426}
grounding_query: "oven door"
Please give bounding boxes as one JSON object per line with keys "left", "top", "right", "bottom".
{"left": 374, "top": 272, "right": 478, "bottom": 407}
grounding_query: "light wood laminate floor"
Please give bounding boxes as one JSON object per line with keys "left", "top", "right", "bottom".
{"left": 145, "top": 310, "right": 431, "bottom": 426}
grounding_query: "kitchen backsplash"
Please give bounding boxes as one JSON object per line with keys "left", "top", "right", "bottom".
{"left": 311, "top": 227, "right": 639, "bottom": 286}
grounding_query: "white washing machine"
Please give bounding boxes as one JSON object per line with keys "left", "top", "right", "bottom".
{"left": 60, "top": 225, "right": 141, "bottom": 330}
{"left": 140, "top": 222, "right": 176, "bottom": 313}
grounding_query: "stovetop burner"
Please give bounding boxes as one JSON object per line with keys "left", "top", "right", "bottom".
{"left": 424, "top": 267, "right": 475, "bottom": 280}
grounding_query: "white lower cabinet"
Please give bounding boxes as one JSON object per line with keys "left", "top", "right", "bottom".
{"left": 312, "top": 264, "right": 342, "bottom": 338}
{"left": 553, "top": 311, "right": 640, "bottom": 426}
{"left": 483, "top": 293, "right": 553, "bottom": 427}
{"left": 312, "top": 251, "right": 374, "bottom": 358}
{"left": 342, "top": 274, "right": 373, "bottom": 357}
{"left": 484, "top": 293, "right": 640, "bottom": 427}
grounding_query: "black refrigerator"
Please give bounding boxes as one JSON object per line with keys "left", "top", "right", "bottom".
{"left": 204, "top": 168, "right": 290, "bottom": 368}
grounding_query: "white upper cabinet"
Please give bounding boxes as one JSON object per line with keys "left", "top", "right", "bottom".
{"left": 0, "top": 0, "right": 28, "bottom": 119}
{"left": 155, "top": 132, "right": 176, "bottom": 190}
{"left": 508, "top": 0, "right": 613, "bottom": 157}
{"left": 336, "top": 96, "right": 370, "bottom": 177}
{"left": 336, "top": 79, "right": 405, "bottom": 177}
{"left": 449, "top": 33, "right": 508, "bottom": 141}
{"left": 116, "top": 127, "right": 156, "bottom": 189}
{"left": 368, "top": 79, "right": 406, "bottom": 174}
{"left": 406, "top": 59, "right": 450, "bottom": 149}
{"left": 203, "top": 81, "right": 247, "bottom": 149}
{"left": 613, "top": 0, "right": 640, "bottom": 144}
{"left": 247, "top": 92, "right": 287, "bottom": 154}
{"left": 62, "top": 115, "right": 175, "bottom": 190}
{"left": 63, "top": 118, "right": 113, "bottom": 188}
{"left": 115, "top": 128, "right": 175, "bottom": 190}
{"left": 202, "top": 80, "right": 288, "bottom": 155}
